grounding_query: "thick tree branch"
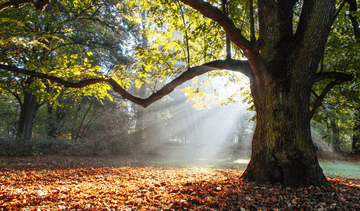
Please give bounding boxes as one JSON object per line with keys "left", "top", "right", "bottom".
{"left": 1, "top": 60, "right": 252, "bottom": 108}
{"left": 311, "top": 72, "right": 353, "bottom": 118}
{"left": 257, "top": 0, "right": 265, "bottom": 41}
{"left": 222, "top": 0, "right": 231, "bottom": 60}
{"left": 110, "top": 60, "right": 252, "bottom": 107}
{"left": 314, "top": 72, "right": 353, "bottom": 82}
{"left": 179, "top": 0, "right": 255, "bottom": 54}
{"left": 0, "top": 0, "right": 50, "bottom": 11}
{"left": 296, "top": 0, "right": 335, "bottom": 46}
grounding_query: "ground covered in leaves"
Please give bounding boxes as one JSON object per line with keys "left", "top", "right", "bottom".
{"left": 0, "top": 153, "right": 360, "bottom": 210}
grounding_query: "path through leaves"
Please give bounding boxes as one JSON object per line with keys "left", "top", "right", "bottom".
{"left": 0, "top": 155, "right": 359, "bottom": 210}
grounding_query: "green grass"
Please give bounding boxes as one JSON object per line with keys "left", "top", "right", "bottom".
{"left": 148, "top": 157, "right": 360, "bottom": 179}
{"left": 319, "top": 162, "right": 360, "bottom": 179}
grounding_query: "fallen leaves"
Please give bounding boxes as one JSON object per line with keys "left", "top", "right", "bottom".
{"left": 0, "top": 155, "right": 359, "bottom": 210}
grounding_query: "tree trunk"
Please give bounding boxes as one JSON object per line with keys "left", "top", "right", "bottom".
{"left": 241, "top": 67, "right": 329, "bottom": 188}
{"left": 46, "top": 103, "right": 57, "bottom": 137}
{"left": 352, "top": 126, "right": 360, "bottom": 155}
{"left": 16, "top": 91, "right": 41, "bottom": 142}
{"left": 329, "top": 116, "right": 341, "bottom": 152}
{"left": 236, "top": 0, "right": 335, "bottom": 189}
{"left": 132, "top": 84, "right": 147, "bottom": 150}
{"left": 352, "top": 108, "right": 360, "bottom": 154}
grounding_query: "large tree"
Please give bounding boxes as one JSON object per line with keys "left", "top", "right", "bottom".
{"left": 1, "top": 0, "right": 357, "bottom": 188}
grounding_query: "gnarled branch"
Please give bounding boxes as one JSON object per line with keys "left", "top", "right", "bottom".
{"left": 1, "top": 59, "right": 252, "bottom": 108}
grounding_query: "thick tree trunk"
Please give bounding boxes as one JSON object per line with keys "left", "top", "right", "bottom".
{"left": 16, "top": 91, "right": 41, "bottom": 142}
{"left": 241, "top": 72, "right": 329, "bottom": 188}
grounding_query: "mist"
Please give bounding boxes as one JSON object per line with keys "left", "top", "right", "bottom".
{"left": 133, "top": 73, "right": 256, "bottom": 167}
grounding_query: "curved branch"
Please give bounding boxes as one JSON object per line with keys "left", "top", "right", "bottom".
{"left": 1, "top": 59, "right": 252, "bottom": 108}
{"left": 310, "top": 74, "right": 353, "bottom": 119}
{"left": 0, "top": 0, "right": 50, "bottom": 11}
{"left": 110, "top": 59, "right": 252, "bottom": 107}
{"left": 179, "top": 0, "right": 254, "bottom": 54}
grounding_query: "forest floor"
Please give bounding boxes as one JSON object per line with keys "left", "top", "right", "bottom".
{"left": 0, "top": 151, "right": 360, "bottom": 210}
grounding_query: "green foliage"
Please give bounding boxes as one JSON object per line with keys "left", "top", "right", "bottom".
{"left": 311, "top": 1, "right": 360, "bottom": 152}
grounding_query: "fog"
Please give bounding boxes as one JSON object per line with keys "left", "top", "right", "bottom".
{"left": 133, "top": 73, "right": 256, "bottom": 166}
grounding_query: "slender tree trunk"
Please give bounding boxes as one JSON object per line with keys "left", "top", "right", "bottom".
{"left": 352, "top": 126, "right": 360, "bottom": 155}
{"left": 329, "top": 116, "right": 341, "bottom": 152}
{"left": 16, "top": 91, "right": 41, "bottom": 142}
{"left": 352, "top": 108, "right": 360, "bottom": 154}
{"left": 133, "top": 84, "right": 146, "bottom": 149}
{"left": 46, "top": 103, "right": 57, "bottom": 137}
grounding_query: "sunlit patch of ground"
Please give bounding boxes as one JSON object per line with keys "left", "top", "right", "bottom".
{"left": 233, "top": 159, "right": 250, "bottom": 164}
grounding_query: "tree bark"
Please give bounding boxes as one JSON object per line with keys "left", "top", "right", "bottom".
{"left": 241, "top": 62, "right": 329, "bottom": 188}
{"left": 16, "top": 91, "right": 42, "bottom": 142}
{"left": 237, "top": 0, "right": 333, "bottom": 188}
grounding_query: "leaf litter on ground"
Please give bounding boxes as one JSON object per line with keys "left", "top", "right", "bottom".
{"left": 0, "top": 155, "right": 359, "bottom": 210}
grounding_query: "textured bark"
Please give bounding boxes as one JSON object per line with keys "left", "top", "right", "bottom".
{"left": 241, "top": 61, "right": 330, "bottom": 188}
{"left": 236, "top": 0, "right": 335, "bottom": 188}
